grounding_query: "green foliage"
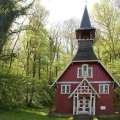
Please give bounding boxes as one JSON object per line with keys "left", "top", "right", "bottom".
{"left": 0, "top": 72, "right": 25, "bottom": 109}
{"left": 98, "top": 116, "right": 120, "bottom": 120}
{"left": 0, "top": 0, "right": 56, "bottom": 109}
{"left": 114, "top": 87, "right": 120, "bottom": 97}
{"left": 0, "top": 0, "right": 33, "bottom": 53}
{"left": 94, "top": 0, "right": 120, "bottom": 84}
{"left": 38, "top": 86, "right": 55, "bottom": 107}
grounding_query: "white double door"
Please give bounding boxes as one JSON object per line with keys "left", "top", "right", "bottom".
{"left": 77, "top": 96, "right": 90, "bottom": 114}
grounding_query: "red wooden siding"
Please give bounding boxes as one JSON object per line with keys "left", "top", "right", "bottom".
{"left": 55, "top": 85, "right": 73, "bottom": 114}
{"left": 54, "top": 62, "right": 115, "bottom": 115}
{"left": 58, "top": 62, "right": 112, "bottom": 82}
{"left": 93, "top": 84, "right": 114, "bottom": 115}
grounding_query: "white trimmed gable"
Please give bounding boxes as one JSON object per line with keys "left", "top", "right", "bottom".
{"left": 50, "top": 61, "right": 120, "bottom": 88}
{"left": 69, "top": 78, "right": 100, "bottom": 98}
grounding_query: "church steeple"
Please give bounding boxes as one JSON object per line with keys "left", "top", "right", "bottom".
{"left": 73, "top": 6, "right": 98, "bottom": 61}
{"left": 80, "top": 6, "right": 91, "bottom": 29}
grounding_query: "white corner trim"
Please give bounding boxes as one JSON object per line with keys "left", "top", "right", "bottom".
{"left": 91, "top": 67, "right": 93, "bottom": 78}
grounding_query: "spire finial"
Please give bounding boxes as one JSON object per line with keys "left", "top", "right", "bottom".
{"left": 80, "top": 3, "right": 91, "bottom": 28}
{"left": 84, "top": 0, "right": 87, "bottom": 6}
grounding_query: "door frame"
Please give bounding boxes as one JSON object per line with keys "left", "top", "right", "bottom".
{"left": 73, "top": 94, "right": 96, "bottom": 115}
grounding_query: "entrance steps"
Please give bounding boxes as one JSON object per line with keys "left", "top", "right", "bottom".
{"left": 73, "top": 114, "right": 93, "bottom": 120}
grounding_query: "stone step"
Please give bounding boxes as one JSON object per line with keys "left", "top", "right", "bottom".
{"left": 73, "top": 114, "right": 93, "bottom": 120}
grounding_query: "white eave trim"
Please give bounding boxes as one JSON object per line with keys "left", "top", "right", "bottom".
{"left": 58, "top": 81, "right": 113, "bottom": 84}
{"left": 72, "top": 60, "right": 99, "bottom": 62}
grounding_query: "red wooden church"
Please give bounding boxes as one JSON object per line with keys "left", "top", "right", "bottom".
{"left": 52, "top": 7, "right": 120, "bottom": 116}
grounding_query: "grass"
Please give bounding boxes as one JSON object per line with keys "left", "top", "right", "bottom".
{"left": 0, "top": 108, "right": 120, "bottom": 120}
{"left": 0, "top": 108, "right": 73, "bottom": 120}
{"left": 93, "top": 116, "right": 120, "bottom": 120}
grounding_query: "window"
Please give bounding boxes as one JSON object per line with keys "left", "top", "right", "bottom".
{"left": 61, "top": 85, "right": 71, "bottom": 94}
{"left": 77, "top": 64, "right": 93, "bottom": 78}
{"left": 82, "top": 64, "right": 88, "bottom": 76}
{"left": 99, "top": 84, "right": 109, "bottom": 94}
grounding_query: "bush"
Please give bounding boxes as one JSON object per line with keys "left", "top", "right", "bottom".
{"left": 0, "top": 72, "right": 26, "bottom": 109}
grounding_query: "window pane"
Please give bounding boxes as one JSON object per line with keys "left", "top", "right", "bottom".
{"left": 82, "top": 65, "right": 88, "bottom": 77}
{"left": 100, "top": 85, "right": 103, "bottom": 93}
{"left": 61, "top": 85, "right": 70, "bottom": 94}
{"left": 105, "top": 85, "right": 108, "bottom": 93}
{"left": 66, "top": 86, "right": 70, "bottom": 93}
{"left": 62, "top": 86, "right": 65, "bottom": 93}
{"left": 88, "top": 68, "right": 92, "bottom": 77}
{"left": 99, "top": 84, "right": 109, "bottom": 94}
{"left": 83, "top": 70, "right": 88, "bottom": 76}
{"left": 79, "top": 68, "right": 82, "bottom": 77}
{"left": 83, "top": 66, "right": 87, "bottom": 71}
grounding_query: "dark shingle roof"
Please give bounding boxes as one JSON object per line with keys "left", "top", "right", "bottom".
{"left": 73, "top": 41, "right": 97, "bottom": 61}
{"left": 80, "top": 6, "right": 91, "bottom": 29}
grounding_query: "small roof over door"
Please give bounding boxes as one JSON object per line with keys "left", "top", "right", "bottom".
{"left": 69, "top": 78, "right": 100, "bottom": 98}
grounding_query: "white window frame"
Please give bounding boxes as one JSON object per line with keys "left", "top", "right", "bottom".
{"left": 61, "top": 84, "right": 71, "bottom": 94}
{"left": 77, "top": 64, "right": 93, "bottom": 78}
{"left": 88, "top": 67, "right": 93, "bottom": 78}
{"left": 99, "top": 84, "right": 109, "bottom": 94}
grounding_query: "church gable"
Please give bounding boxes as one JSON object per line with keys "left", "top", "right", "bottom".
{"left": 56, "top": 62, "right": 115, "bottom": 82}
{"left": 69, "top": 78, "right": 100, "bottom": 98}
{"left": 54, "top": 5, "right": 120, "bottom": 116}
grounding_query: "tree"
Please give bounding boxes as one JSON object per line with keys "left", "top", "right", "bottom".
{"left": 0, "top": 0, "right": 34, "bottom": 54}
{"left": 94, "top": 0, "right": 120, "bottom": 63}
{"left": 62, "top": 19, "right": 79, "bottom": 58}
{"left": 93, "top": 0, "right": 120, "bottom": 84}
{"left": 18, "top": 1, "right": 49, "bottom": 106}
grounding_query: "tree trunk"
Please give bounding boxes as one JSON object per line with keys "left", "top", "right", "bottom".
{"left": 38, "top": 56, "right": 41, "bottom": 80}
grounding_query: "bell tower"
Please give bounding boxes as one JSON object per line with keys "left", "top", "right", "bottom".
{"left": 73, "top": 6, "right": 97, "bottom": 61}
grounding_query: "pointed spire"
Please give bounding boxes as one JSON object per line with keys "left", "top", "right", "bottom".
{"left": 80, "top": 6, "right": 91, "bottom": 29}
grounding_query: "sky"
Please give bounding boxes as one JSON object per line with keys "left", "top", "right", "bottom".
{"left": 41, "top": 0, "right": 100, "bottom": 24}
